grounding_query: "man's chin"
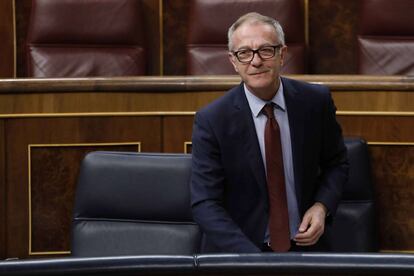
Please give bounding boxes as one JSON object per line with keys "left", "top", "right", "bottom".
{"left": 246, "top": 79, "right": 273, "bottom": 90}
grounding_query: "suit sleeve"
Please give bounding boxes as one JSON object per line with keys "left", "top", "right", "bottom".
{"left": 314, "top": 88, "right": 349, "bottom": 216}
{"left": 190, "top": 111, "right": 261, "bottom": 253}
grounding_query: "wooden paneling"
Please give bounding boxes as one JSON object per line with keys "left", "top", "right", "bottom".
{"left": 163, "top": 116, "right": 194, "bottom": 153}
{"left": 30, "top": 143, "right": 140, "bottom": 254}
{"left": 162, "top": 0, "right": 191, "bottom": 75}
{"left": 6, "top": 116, "right": 161, "bottom": 258}
{"left": 15, "top": 0, "right": 31, "bottom": 78}
{"left": 141, "top": 0, "right": 161, "bottom": 75}
{"left": 333, "top": 91, "right": 414, "bottom": 112}
{"left": 338, "top": 115, "right": 414, "bottom": 252}
{"left": 0, "top": 75, "right": 413, "bottom": 114}
{"left": 0, "top": 0, "right": 15, "bottom": 78}
{"left": 0, "top": 91, "right": 223, "bottom": 114}
{"left": 370, "top": 145, "right": 414, "bottom": 251}
{"left": 308, "top": 0, "right": 359, "bottom": 74}
{"left": 338, "top": 115, "right": 413, "bottom": 142}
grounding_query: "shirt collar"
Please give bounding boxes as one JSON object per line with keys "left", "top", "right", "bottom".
{"left": 244, "top": 79, "right": 286, "bottom": 118}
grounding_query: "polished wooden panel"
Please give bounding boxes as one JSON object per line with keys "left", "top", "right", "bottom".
{"left": 142, "top": 0, "right": 161, "bottom": 75}
{"left": 0, "top": 0, "right": 15, "bottom": 78}
{"left": 163, "top": 116, "right": 194, "bottom": 153}
{"left": 309, "top": 0, "right": 358, "bottom": 74}
{"left": 6, "top": 116, "right": 161, "bottom": 258}
{"left": 0, "top": 120, "right": 5, "bottom": 259}
{"left": 338, "top": 115, "right": 413, "bottom": 142}
{"left": 0, "top": 75, "right": 413, "bottom": 114}
{"left": 162, "top": 0, "right": 190, "bottom": 75}
{"left": 370, "top": 145, "right": 414, "bottom": 251}
{"left": 15, "top": 0, "right": 31, "bottom": 78}
{"left": 30, "top": 144, "right": 140, "bottom": 254}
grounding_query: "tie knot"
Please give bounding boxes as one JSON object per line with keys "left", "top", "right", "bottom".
{"left": 263, "top": 103, "right": 274, "bottom": 119}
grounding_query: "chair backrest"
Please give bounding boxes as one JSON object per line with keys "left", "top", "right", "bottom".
{"left": 327, "top": 137, "right": 378, "bottom": 252}
{"left": 357, "top": 0, "right": 414, "bottom": 75}
{"left": 186, "top": 0, "right": 306, "bottom": 75}
{"left": 72, "top": 152, "right": 200, "bottom": 257}
{"left": 26, "top": 0, "right": 146, "bottom": 77}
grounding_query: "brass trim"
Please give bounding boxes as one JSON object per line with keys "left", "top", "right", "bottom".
{"left": 0, "top": 111, "right": 196, "bottom": 118}
{"left": 381, "top": 250, "right": 414, "bottom": 254}
{"left": 28, "top": 142, "right": 141, "bottom": 256}
{"left": 28, "top": 142, "right": 141, "bottom": 149}
{"left": 184, "top": 141, "right": 192, "bottom": 154}
{"left": 0, "top": 110, "right": 413, "bottom": 119}
{"left": 27, "top": 144, "right": 32, "bottom": 254}
{"left": 30, "top": 251, "right": 71, "bottom": 256}
{"left": 368, "top": 142, "right": 414, "bottom": 146}
{"left": 304, "top": 0, "right": 309, "bottom": 48}
{"left": 336, "top": 111, "right": 414, "bottom": 116}
{"left": 182, "top": 142, "right": 414, "bottom": 152}
{"left": 12, "top": 0, "right": 17, "bottom": 78}
{"left": 159, "top": 0, "right": 164, "bottom": 76}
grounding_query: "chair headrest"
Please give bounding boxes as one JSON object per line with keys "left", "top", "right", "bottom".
{"left": 74, "top": 152, "right": 193, "bottom": 221}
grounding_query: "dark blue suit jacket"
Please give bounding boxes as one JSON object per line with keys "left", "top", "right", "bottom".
{"left": 191, "top": 77, "right": 349, "bottom": 253}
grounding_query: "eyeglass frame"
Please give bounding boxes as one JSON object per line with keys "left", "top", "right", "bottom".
{"left": 231, "top": 44, "right": 283, "bottom": 64}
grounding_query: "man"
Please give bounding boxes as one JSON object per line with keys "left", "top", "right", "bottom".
{"left": 191, "top": 12, "right": 348, "bottom": 253}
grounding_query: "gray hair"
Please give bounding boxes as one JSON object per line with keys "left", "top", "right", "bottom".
{"left": 227, "top": 12, "right": 285, "bottom": 51}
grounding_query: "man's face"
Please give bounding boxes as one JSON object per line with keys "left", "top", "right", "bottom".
{"left": 229, "top": 22, "right": 287, "bottom": 99}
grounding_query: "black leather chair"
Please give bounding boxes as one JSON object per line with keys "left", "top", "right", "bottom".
{"left": 72, "top": 138, "right": 376, "bottom": 256}
{"left": 327, "top": 137, "right": 377, "bottom": 252}
{"left": 71, "top": 152, "right": 201, "bottom": 257}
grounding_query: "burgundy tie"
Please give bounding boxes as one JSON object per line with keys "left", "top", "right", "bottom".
{"left": 263, "top": 103, "right": 291, "bottom": 252}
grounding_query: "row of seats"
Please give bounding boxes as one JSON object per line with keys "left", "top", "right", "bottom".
{"left": 26, "top": 0, "right": 414, "bottom": 77}
{"left": 71, "top": 138, "right": 376, "bottom": 256}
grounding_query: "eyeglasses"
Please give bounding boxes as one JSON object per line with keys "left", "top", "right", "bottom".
{"left": 232, "top": 44, "right": 282, "bottom": 64}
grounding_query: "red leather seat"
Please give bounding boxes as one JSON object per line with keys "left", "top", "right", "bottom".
{"left": 26, "top": 0, "right": 147, "bottom": 77}
{"left": 358, "top": 0, "right": 414, "bottom": 75}
{"left": 186, "top": 0, "right": 306, "bottom": 75}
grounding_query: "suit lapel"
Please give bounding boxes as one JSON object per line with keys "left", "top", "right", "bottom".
{"left": 232, "top": 84, "right": 268, "bottom": 198}
{"left": 282, "top": 78, "right": 306, "bottom": 211}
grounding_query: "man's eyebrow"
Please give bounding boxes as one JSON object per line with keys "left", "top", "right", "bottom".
{"left": 234, "top": 45, "right": 251, "bottom": 51}
{"left": 235, "top": 43, "right": 275, "bottom": 51}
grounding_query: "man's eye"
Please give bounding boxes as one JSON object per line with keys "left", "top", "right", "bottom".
{"left": 238, "top": 50, "right": 250, "bottom": 56}
{"left": 260, "top": 48, "right": 274, "bottom": 54}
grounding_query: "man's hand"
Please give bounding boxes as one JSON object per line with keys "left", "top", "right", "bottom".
{"left": 294, "top": 202, "right": 327, "bottom": 246}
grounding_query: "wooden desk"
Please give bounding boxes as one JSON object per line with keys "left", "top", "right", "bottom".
{"left": 0, "top": 75, "right": 413, "bottom": 258}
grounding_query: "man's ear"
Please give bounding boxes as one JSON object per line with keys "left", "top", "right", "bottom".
{"left": 280, "top": 45, "right": 288, "bottom": 67}
{"left": 228, "top": 52, "right": 239, "bottom": 73}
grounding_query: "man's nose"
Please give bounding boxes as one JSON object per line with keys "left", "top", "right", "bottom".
{"left": 250, "top": 52, "right": 263, "bottom": 66}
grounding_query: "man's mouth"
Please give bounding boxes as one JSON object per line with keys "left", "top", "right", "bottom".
{"left": 249, "top": 71, "right": 268, "bottom": 76}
